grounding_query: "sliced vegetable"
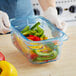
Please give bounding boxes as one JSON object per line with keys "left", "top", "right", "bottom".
{"left": 43, "top": 37, "right": 48, "bottom": 40}
{"left": 21, "top": 26, "right": 30, "bottom": 33}
{"left": 33, "top": 49, "right": 54, "bottom": 56}
{"left": 27, "top": 37, "right": 34, "bottom": 40}
{"left": 35, "top": 30, "right": 44, "bottom": 37}
{"left": 21, "top": 22, "right": 48, "bottom": 41}
{"left": 37, "top": 26, "right": 42, "bottom": 32}
{"left": 31, "top": 30, "right": 37, "bottom": 35}
{"left": 30, "top": 51, "right": 38, "bottom": 59}
{"left": 31, "top": 22, "right": 40, "bottom": 30}
{"left": 34, "top": 36, "right": 41, "bottom": 41}
{"left": 36, "top": 51, "right": 57, "bottom": 61}
{"left": 46, "top": 43, "right": 57, "bottom": 50}
{"left": 40, "top": 34, "right": 45, "bottom": 40}
{"left": 27, "top": 35, "right": 41, "bottom": 41}
{"left": 29, "top": 35, "right": 35, "bottom": 37}
{"left": 46, "top": 43, "right": 59, "bottom": 54}
{"left": 35, "top": 26, "right": 44, "bottom": 37}
{"left": 23, "top": 30, "right": 32, "bottom": 35}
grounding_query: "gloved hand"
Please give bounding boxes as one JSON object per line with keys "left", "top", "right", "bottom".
{"left": 43, "top": 7, "right": 67, "bottom": 32}
{"left": 0, "top": 11, "right": 11, "bottom": 34}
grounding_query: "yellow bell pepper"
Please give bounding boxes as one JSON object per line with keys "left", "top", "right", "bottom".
{"left": 0, "top": 61, "right": 17, "bottom": 76}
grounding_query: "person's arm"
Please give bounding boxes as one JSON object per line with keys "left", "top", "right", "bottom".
{"left": 38, "top": 0, "right": 56, "bottom": 11}
{"left": 38, "top": 0, "right": 67, "bottom": 31}
{"left": 0, "top": 11, "right": 11, "bottom": 34}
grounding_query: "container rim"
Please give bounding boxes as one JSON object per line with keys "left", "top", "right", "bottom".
{"left": 10, "top": 16, "right": 68, "bottom": 44}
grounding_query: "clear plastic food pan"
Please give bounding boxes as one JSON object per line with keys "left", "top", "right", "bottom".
{"left": 10, "top": 16, "right": 68, "bottom": 64}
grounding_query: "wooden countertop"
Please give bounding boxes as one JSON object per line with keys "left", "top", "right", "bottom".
{"left": 0, "top": 26, "right": 76, "bottom": 76}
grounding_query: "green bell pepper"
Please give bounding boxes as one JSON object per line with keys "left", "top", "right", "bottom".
{"left": 21, "top": 26, "right": 30, "bottom": 33}
{"left": 31, "top": 22, "right": 40, "bottom": 30}
{"left": 33, "top": 49, "right": 54, "bottom": 56}
{"left": 36, "top": 51, "right": 58, "bottom": 61}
